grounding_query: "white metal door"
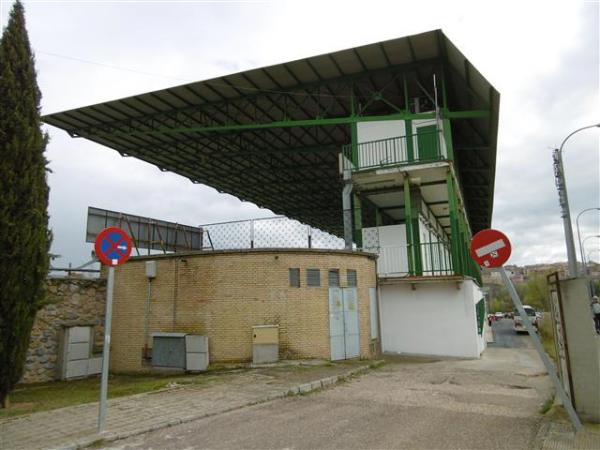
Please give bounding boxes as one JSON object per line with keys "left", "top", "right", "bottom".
{"left": 329, "top": 287, "right": 360, "bottom": 360}
{"left": 329, "top": 287, "right": 346, "bottom": 360}
{"left": 343, "top": 287, "right": 360, "bottom": 358}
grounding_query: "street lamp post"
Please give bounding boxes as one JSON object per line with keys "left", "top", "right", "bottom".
{"left": 576, "top": 207, "right": 600, "bottom": 276}
{"left": 581, "top": 235, "right": 600, "bottom": 274}
{"left": 553, "top": 124, "right": 600, "bottom": 277}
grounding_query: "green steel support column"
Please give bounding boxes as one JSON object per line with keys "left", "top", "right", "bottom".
{"left": 353, "top": 193, "right": 363, "bottom": 247}
{"left": 403, "top": 75, "right": 409, "bottom": 111}
{"left": 441, "top": 65, "right": 449, "bottom": 109}
{"left": 350, "top": 87, "right": 359, "bottom": 166}
{"left": 410, "top": 191, "right": 423, "bottom": 276}
{"left": 375, "top": 207, "right": 383, "bottom": 227}
{"left": 405, "top": 119, "right": 414, "bottom": 161}
{"left": 446, "top": 172, "right": 461, "bottom": 274}
{"left": 403, "top": 177, "right": 414, "bottom": 274}
{"left": 442, "top": 116, "right": 454, "bottom": 161}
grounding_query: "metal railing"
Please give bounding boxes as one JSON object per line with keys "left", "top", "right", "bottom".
{"left": 342, "top": 129, "right": 445, "bottom": 172}
{"left": 364, "top": 240, "right": 480, "bottom": 282}
{"left": 364, "top": 241, "right": 453, "bottom": 277}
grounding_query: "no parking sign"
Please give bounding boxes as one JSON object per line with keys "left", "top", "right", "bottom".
{"left": 94, "top": 227, "right": 132, "bottom": 433}
{"left": 94, "top": 227, "right": 132, "bottom": 266}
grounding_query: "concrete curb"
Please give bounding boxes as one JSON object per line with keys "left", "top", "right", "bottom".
{"left": 58, "top": 361, "right": 384, "bottom": 450}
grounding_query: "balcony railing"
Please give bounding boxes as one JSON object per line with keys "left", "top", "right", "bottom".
{"left": 364, "top": 241, "right": 480, "bottom": 282}
{"left": 342, "top": 129, "right": 445, "bottom": 172}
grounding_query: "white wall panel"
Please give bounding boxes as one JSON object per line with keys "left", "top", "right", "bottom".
{"left": 380, "top": 279, "right": 483, "bottom": 358}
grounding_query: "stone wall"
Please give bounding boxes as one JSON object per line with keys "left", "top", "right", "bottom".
{"left": 21, "top": 277, "right": 106, "bottom": 384}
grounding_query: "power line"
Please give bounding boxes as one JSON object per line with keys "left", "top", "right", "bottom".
{"left": 38, "top": 50, "right": 352, "bottom": 100}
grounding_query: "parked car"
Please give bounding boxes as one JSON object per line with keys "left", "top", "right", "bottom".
{"left": 513, "top": 305, "right": 538, "bottom": 333}
{"left": 494, "top": 312, "right": 504, "bottom": 320}
{"left": 504, "top": 312, "right": 514, "bottom": 319}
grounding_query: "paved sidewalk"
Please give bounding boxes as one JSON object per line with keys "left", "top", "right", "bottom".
{"left": 0, "top": 361, "right": 378, "bottom": 450}
{"left": 534, "top": 408, "right": 600, "bottom": 450}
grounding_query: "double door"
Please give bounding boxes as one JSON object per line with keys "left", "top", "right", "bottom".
{"left": 329, "top": 287, "right": 360, "bottom": 360}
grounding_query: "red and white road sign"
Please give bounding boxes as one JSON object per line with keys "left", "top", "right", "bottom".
{"left": 470, "top": 229, "right": 511, "bottom": 268}
{"left": 94, "top": 227, "right": 133, "bottom": 266}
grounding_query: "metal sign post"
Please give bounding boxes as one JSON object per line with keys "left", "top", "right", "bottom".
{"left": 470, "top": 229, "right": 582, "bottom": 432}
{"left": 497, "top": 267, "right": 582, "bottom": 432}
{"left": 98, "top": 266, "right": 114, "bottom": 433}
{"left": 94, "top": 227, "right": 133, "bottom": 434}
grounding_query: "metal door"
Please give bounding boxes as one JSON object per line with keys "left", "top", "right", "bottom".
{"left": 343, "top": 288, "right": 360, "bottom": 358}
{"left": 416, "top": 125, "right": 439, "bottom": 161}
{"left": 329, "top": 287, "right": 360, "bottom": 360}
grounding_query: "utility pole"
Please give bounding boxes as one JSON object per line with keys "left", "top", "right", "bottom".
{"left": 553, "top": 124, "right": 600, "bottom": 277}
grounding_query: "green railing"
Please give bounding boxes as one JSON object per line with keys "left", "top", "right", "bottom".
{"left": 342, "top": 129, "right": 445, "bottom": 172}
{"left": 476, "top": 298, "right": 486, "bottom": 335}
{"left": 373, "top": 239, "right": 481, "bottom": 283}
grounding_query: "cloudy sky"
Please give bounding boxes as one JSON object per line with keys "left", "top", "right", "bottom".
{"left": 1, "top": 0, "right": 598, "bottom": 269}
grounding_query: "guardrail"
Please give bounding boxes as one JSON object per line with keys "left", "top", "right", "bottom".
{"left": 342, "top": 129, "right": 445, "bottom": 172}
{"left": 364, "top": 240, "right": 480, "bottom": 282}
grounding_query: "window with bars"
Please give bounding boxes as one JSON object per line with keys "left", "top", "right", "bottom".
{"left": 347, "top": 269, "right": 357, "bottom": 287}
{"left": 328, "top": 269, "right": 340, "bottom": 287}
{"left": 306, "top": 268, "right": 321, "bottom": 287}
{"left": 289, "top": 268, "right": 300, "bottom": 287}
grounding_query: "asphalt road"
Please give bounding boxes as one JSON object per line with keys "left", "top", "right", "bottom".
{"left": 106, "top": 349, "right": 551, "bottom": 450}
{"left": 489, "top": 318, "right": 534, "bottom": 349}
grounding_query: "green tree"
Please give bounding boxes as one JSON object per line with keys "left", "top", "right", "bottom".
{"left": 523, "top": 273, "right": 550, "bottom": 311}
{"left": 0, "top": 0, "right": 50, "bottom": 409}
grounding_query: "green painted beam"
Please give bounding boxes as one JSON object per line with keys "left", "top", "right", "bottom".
{"left": 445, "top": 110, "right": 489, "bottom": 119}
{"left": 353, "top": 193, "right": 363, "bottom": 247}
{"left": 94, "top": 109, "right": 488, "bottom": 138}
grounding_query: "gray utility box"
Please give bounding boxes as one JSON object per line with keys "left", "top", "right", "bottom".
{"left": 57, "top": 326, "right": 102, "bottom": 380}
{"left": 152, "top": 333, "right": 209, "bottom": 372}
{"left": 252, "top": 325, "right": 279, "bottom": 364}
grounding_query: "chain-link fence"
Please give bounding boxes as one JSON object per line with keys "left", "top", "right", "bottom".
{"left": 200, "top": 216, "right": 345, "bottom": 250}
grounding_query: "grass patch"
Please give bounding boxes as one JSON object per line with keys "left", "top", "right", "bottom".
{"left": 538, "top": 317, "right": 557, "bottom": 362}
{"left": 0, "top": 372, "right": 218, "bottom": 419}
{"left": 540, "top": 396, "right": 554, "bottom": 414}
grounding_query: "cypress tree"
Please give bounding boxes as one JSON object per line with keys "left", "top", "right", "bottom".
{"left": 0, "top": 0, "right": 50, "bottom": 408}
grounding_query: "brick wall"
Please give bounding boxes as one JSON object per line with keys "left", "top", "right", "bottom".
{"left": 110, "top": 249, "right": 377, "bottom": 372}
{"left": 21, "top": 278, "right": 106, "bottom": 383}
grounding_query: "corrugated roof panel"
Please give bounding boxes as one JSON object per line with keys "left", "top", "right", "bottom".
{"left": 330, "top": 49, "right": 363, "bottom": 75}
{"left": 355, "top": 46, "right": 388, "bottom": 70}
{"left": 286, "top": 59, "right": 319, "bottom": 84}
{"left": 381, "top": 38, "right": 414, "bottom": 65}
{"left": 306, "top": 55, "right": 341, "bottom": 79}
{"left": 410, "top": 32, "right": 439, "bottom": 60}
{"left": 41, "top": 30, "right": 499, "bottom": 235}
{"left": 263, "top": 64, "right": 297, "bottom": 88}
{"left": 243, "top": 69, "right": 277, "bottom": 91}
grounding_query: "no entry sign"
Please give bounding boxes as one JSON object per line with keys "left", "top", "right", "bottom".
{"left": 469, "top": 229, "right": 511, "bottom": 268}
{"left": 94, "top": 227, "right": 132, "bottom": 266}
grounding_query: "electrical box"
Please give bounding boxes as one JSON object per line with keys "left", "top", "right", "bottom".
{"left": 145, "top": 260, "right": 157, "bottom": 278}
{"left": 185, "top": 335, "right": 209, "bottom": 372}
{"left": 152, "top": 332, "right": 209, "bottom": 371}
{"left": 252, "top": 325, "right": 279, "bottom": 364}
{"left": 152, "top": 332, "right": 186, "bottom": 368}
{"left": 56, "top": 326, "right": 102, "bottom": 380}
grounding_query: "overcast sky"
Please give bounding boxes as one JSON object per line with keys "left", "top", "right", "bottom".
{"left": 1, "top": 0, "right": 598, "bottom": 268}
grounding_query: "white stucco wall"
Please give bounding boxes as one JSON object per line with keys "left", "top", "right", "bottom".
{"left": 362, "top": 225, "right": 408, "bottom": 276}
{"left": 357, "top": 120, "right": 406, "bottom": 143}
{"left": 379, "top": 279, "right": 485, "bottom": 358}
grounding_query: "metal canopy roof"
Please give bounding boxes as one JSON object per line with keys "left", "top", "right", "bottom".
{"left": 42, "top": 29, "right": 499, "bottom": 236}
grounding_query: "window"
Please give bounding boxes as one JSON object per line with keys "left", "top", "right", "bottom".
{"left": 347, "top": 269, "right": 357, "bottom": 287}
{"left": 328, "top": 269, "right": 340, "bottom": 287}
{"left": 306, "top": 268, "right": 321, "bottom": 287}
{"left": 289, "top": 268, "right": 300, "bottom": 287}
